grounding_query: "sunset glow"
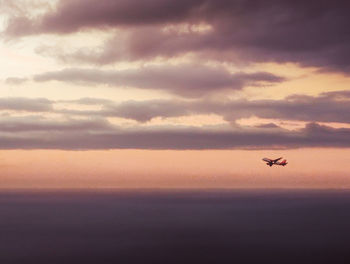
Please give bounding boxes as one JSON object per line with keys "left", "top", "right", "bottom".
{"left": 0, "top": 0, "right": 349, "bottom": 188}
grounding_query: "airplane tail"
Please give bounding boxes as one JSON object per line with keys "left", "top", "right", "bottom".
{"left": 280, "top": 159, "right": 287, "bottom": 166}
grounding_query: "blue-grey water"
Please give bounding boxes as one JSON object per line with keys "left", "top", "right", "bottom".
{"left": 1, "top": 189, "right": 350, "bottom": 264}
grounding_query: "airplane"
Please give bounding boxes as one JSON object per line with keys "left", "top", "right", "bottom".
{"left": 262, "top": 157, "right": 288, "bottom": 167}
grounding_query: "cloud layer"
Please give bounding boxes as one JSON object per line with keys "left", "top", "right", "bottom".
{"left": 0, "top": 91, "right": 349, "bottom": 149}
{"left": 0, "top": 121, "right": 349, "bottom": 150}
{"left": 58, "top": 91, "right": 350, "bottom": 124}
{"left": 5, "top": 0, "right": 350, "bottom": 72}
{"left": 0, "top": 97, "right": 52, "bottom": 112}
{"left": 1, "top": 0, "right": 349, "bottom": 151}
{"left": 33, "top": 64, "right": 284, "bottom": 97}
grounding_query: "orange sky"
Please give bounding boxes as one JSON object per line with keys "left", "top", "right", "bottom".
{"left": 1, "top": 148, "right": 349, "bottom": 189}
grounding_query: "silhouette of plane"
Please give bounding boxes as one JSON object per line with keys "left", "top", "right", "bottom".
{"left": 262, "top": 157, "right": 288, "bottom": 167}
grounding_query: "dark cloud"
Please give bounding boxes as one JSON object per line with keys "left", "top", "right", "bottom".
{"left": 33, "top": 65, "right": 284, "bottom": 97}
{"left": 60, "top": 91, "right": 350, "bottom": 124}
{"left": 5, "top": 0, "right": 350, "bottom": 72}
{"left": 319, "top": 90, "right": 350, "bottom": 100}
{"left": 0, "top": 121, "right": 349, "bottom": 150}
{"left": 0, "top": 97, "right": 52, "bottom": 112}
{"left": 3, "top": 91, "right": 348, "bottom": 126}
{"left": 0, "top": 92, "right": 348, "bottom": 150}
{"left": 4, "top": 0, "right": 211, "bottom": 35}
{"left": 1, "top": 93, "right": 349, "bottom": 149}
{"left": 220, "top": 92, "right": 350, "bottom": 124}
{"left": 0, "top": 116, "right": 112, "bottom": 132}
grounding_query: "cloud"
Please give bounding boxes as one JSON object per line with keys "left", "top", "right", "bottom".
{"left": 5, "top": 0, "right": 350, "bottom": 72}
{"left": 5, "top": 77, "right": 28, "bottom": 85}
{"left": 0, "top": 92, "right": 349, "bottom": 150}
{"left": 220, "top": 92, "right": 350, "bottom": 124}
{"left": 1, "top": 1, "right": 349, "bottom": 151}
{"left": 59, "top": 91, "right": 350, "bottom": 124}
{"left": 2, "top": 91, "right": 348, "bottom": 126}
{"left": 3, "top": 0, "right": 211, "bottom": 35}
{"left": 0, "top": 116, "right": 112, "bottom": 132}
{"left": 33, "top": 65, "right": 284, "bottom": 97}
{"left": 0, "top": 97, "right": 53, "bottom": 112}
{"left": 0, "top": 121, "right": 349, "bottom": 150}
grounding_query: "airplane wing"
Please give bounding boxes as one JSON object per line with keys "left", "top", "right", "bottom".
{"left": 273, "top": 157, "right": 283, "bottom": 162}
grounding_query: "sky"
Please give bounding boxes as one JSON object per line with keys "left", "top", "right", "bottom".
{"left": 0, "top": 0, "right": 349, "bottom": 188}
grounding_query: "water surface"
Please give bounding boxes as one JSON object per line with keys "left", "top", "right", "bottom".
{"left": 1, "top": 189, "right": 350, "bottom": 263}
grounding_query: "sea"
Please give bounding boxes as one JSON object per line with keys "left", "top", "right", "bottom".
{"left": 1, "top": 189, "right": 350, "bottom": 263}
